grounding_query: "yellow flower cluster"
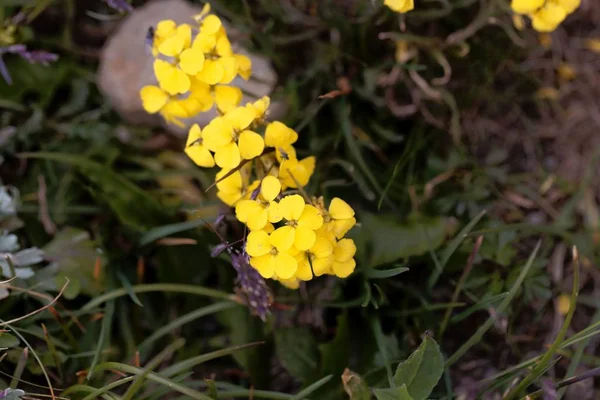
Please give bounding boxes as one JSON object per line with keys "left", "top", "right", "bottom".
{"left": 511, "top": 0, "right": 580, "bottom": 32}
{"left": 384, "top": 0, "right": 414, "bottom": 13}
{"left": 183, "top": 94, "right": 357, "bottom": 289}
{"left": 139, "top": 4, "right": 252, "bottom": 126}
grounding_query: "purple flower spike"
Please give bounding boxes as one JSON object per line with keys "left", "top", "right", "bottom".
{"left": 103, "top": 0, "right": 134, "bottom": 13}
{"left": 230, "top": 249, "right": 272, "bottom": 321}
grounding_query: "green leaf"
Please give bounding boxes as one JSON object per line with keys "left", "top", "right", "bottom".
{"left": 357, "top": 212, "right": 448, "bottom": 268}
{"left": 374, "top": 385, "right": 414, "bottom": 400}
{"left": 0, "top": 332, "right": 20, "bottom": 348}
{"left": 393, "top": 337, "right": 443, "bottom": 400}
{"left": 274, "top": 328, "right": 319, "bottom": 381}
{"left": 319, "top": 312, "right": 350, "bottom": 376}
{"left": 342, "top": 369, "right": 372, "bottom": 400}
{"left": 41, "top": 228, "right": 105, "bottom": 297}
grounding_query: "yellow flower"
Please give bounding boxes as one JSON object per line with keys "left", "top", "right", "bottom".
{"left": 279, "top": 156, "right": 315, "bottom": 189}
{"left": 188, "top": 79, "right": 242, "bottom": 113}
{"left": 296, "top": 235, "right": 334, "bottom": 279}
{"left": 184, "top": 124, "right": 215, "bottom": 168}
{"left": 327, "top": 197, "right": 357, "bottom": 239}
{"left": 203, "top": 107, "right": 265, "bottom": 169}
{"left": 192, "top": 25, "right": 239, "bottom": 85}
{"left": 332, "top": 238, "right": 357, "bottom": 278}
{"left": 152, "top": 20, "right": 177, "bottom": 55}
{"left": 511, "top": 0, "right": 544, "bottom": 14}
{"left": 246, "top": 230, "right": 298, "bottom": 279}
{"left": 235, "top": 176, "right": 283, "bottom": 230}
{"left": 247, "top": 96, "right": 270, "bottom": 123}
{"left": 270, "top": 194, "right": 323, "bottom": 251}
{"left": 384, "top": 0, "right": 414, "bottom": 13}
{"left": 278, "top": 278, "right": 300, "bottom": 289}
{"left": 139, "top": 85, "right": 204, "bottom": 127}
{"left": 215, "top": 169, "right": 257, "bottom": 206}
{"left": 530, "top": 3, "right": 567, "bottom": 32}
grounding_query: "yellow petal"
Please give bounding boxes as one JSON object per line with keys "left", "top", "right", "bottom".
{"left": 267, "top": 201, "right": 283, "bottom": 223}
{"left": 238, "top": 130, "right": 265, "bottom": 160}
{"left": 156, "top": 20, "right": 177, "bottom": 37}
{"left": 275, "top": 145, "right": 297, "bottom": 163}
{"left": 235, "top": 54, "right": 252, "bottom": 80}
{"left": 260, "top": 176, "right": 281, "bottom": 202}
{"left": 278, "top": 194, "right": 305, "bottom": 221}
{"left": 214, "top": 85, "right": 242, "bottom": 113}
{"left": 192, "top": 32, "right": 217, "bottom": 53}
{"left": 179, "top": 48, "right": 205, "bottom": 75}
{"left": 269, "top": 226, "right": 295, "bottom": 252}
{"left": 311, "top": 236, "right": 333, "bottom": 258}
{"left": 186, "top": 124, "right": 202, "bottom": 147}
{"left": 263, "top": 222, "right": 275, "bottom": 234}
{"left": 510, "top": 0, "right": 544, "bottom": 14}
{"left": 154, "top": 59, "right": 190, "bottom": 95}
{"left": 295, "top": 253, "right": 313, "bottom": 281}
{"left": 246, "top": 230, "right": 272, "bottom": 257}
{"left": 140, "top": 85, "right": 169, "bottom": 114}
{"left": 265, "top": 121, "right": 298, "bottom": 148}
{"left": 192, "top": 3, "right": 211, "bottom": 22}
{"left": 201, "top": 15, "right": 222, "bottom": 35}
{"left": 247, "top": 208, "right": 269, "bottom": 231}
{"left": 226, "top": 106, "right": 256, "bottom": 131}
{"left": 298, "top": 205, "right": 323, "bottom": 230}
{"left": 273, "top": 252, "right": 298, "bottom": 280}
{"left": 214, "top": 142, "right": 241, "bottom": 169}
{"left": 202, "top": 117, "right": 233, "bottom": 150}
{"left": 312, "top": 254, "right": 335, "bottom": 276}
{"left": 250, "top": 254, "right": 275, "bottom": 278}
{"left": 216, "top": 169, "right": 242, "bottom": 193}
{"left": 294, "top": 226, "right": 316, "bottom": 251}
{"left": 332, "top": 217, "right": 356, "bottom": 239}
{"left": 332, "top": 258, "right": 356, "bottom": 278}
{"left": 279, "top": 278, "right": 300, "bottom": 289}
{"left": 158, "top": 35, "right": 185, "bottom": 57}
{"left": 185, "top": 145, "right": 215, "bottom": 168}
{"left": 334, "top": 238, "right": 357, "bottom": 262}
{"left": 196, "top": 59, "right": 225, "bottom": 85}
{"left": 216, "top": 35, "right": 233, "bottom": 57}
{"left": 219, "top": 56, "right": 239, "bottom": 84}
{"left": 235, "top": 199, "right": 261, "bottom": 223}
{"left": 329, "top": 198, "right": 355, "bottom": 220}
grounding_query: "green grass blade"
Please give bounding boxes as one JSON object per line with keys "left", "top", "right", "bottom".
{"left": 120, "top": 338, "right": 186, "bottom": 400}
{"left": 364, "top": 266, "right": 409, "bottom": 279}
{"left": 445, "top": 240, "right": 541, "bottom": 367}
{"left": 504, "top": 246, "right": 580, "bottom": 400}
{"left": 428, "top": 209, "right": 486, "bottom": 289}
{"left": 87, "top": 299, "right": 115, "bottom": 380}
{"left": 137, "top": 302, "right": 238, "bottom": 353}
{"left": 62, "top": 377, "right": 135, "bottom": 400}
{"left": 92, "top": 362, "right": 213, "bottom": 400}
{"left": 116, "top": 271, "right": 143, "bottom": 306}
{"left": 139, "top": 218, "right": 213, "bottom": 246}
{"left": 289, "top": 375, "right": 333, "bottom": 400}
{"left": 81, "top": 283, "right": 234, "bottom": 311}
{"left": 371, "top": 317, "right": 394, "bottom": 387}
{"left": 161, "top": 342, "right": 265, "bottom": 377}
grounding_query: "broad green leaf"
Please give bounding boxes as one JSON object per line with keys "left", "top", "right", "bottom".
{"left": 374, "top": 385, "right": 413, "bottom": 400}
{"left": 275, "top": 328, "right": 319, "bottom": 381}
{"left": 42, "top": 228, "right": 105, "bottom": 297}
{"left": 342, "top": 369, "right": 372, "bottom": 400}
{"left": 393, "top": 337, "right": 443, "bottom": 400}
{"left": 357, "top": 213, "right": 449, "bottom": 268}
{"left": 0, "top": 332, "right": 20, "bottom": 348}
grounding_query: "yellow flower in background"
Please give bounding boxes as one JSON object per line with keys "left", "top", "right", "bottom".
{"left": 215, "top": 169, "right": 244, "bottom": 206}
{"left": 140, "top": 85, "right": 170, "bottom": 114}
{"left": 279, "top": 156, "right": 315, "bottom": 189}
{"left": 184, "top": 124, "right": 215, "bottom": 168}
{"left": 271, "top": 194, "right": 323, "bottom": 251}
{"left": 246, "top": 230, "right": 299, "bottom": 279}
{"left": 511, "top": 0, "right": 544, "bottom": 14}
{"left": 384, "top": 0, "right": 414, "bottom": 13}
{"left": 554, "top": 0, "right": 581, "bottom": 14}
{"left": 332, "top": 238, "right": 357, "bottom": 278}
{"left": 139, "top": 85, "right": 204, "bottom": 127}
{"left": 235, "top": 176, "right": 282, "bottom": 230}
{"left": 247, "top": 96, "right": 270, "bottom": 123}
{"left": 151, "top": 20, "right": 177, "bottom": 56}
{"left": 531, "top": 3, "right": 567, "bottom": 32}
{"left": 327, "top": 198, "right": 357, "bottom": 239}
{"left": 236, "top": 54, "right": 253, "bottom": 80}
